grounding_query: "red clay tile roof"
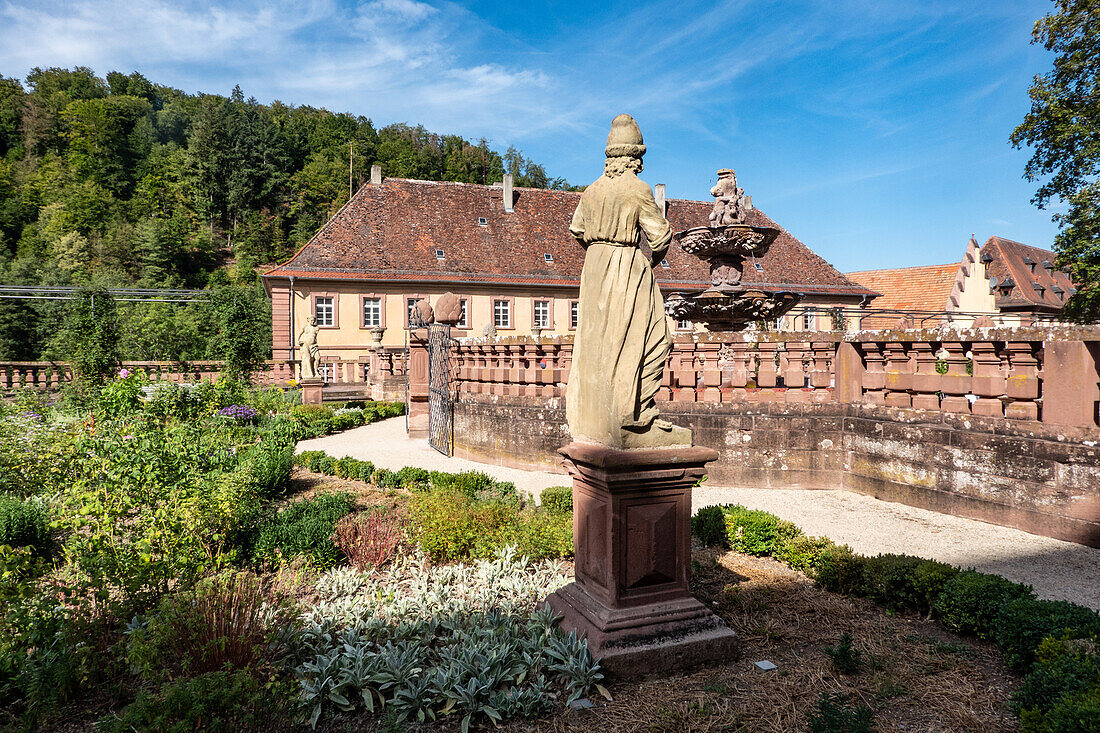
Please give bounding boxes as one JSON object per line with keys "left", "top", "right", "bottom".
{"left": 982, "top": 236, "right": 1073, "bottom": 312}
{"left": 264, "top": 178, "right": 874, "bottom": 299}
{"left": 845, "top": 263, "right": 960, "bottom": 313}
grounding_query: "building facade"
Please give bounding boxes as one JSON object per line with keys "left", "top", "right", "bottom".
{"left": 262, "top": 172, "right": 876, "bottom": 364}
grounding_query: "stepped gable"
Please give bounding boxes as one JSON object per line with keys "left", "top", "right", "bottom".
{"left": 265, "top": 177, "right": 874, "bottom": 297}
{"left": 983, "top": 236, "right": 1074, "bottom": 312}
{"left": 846, "top": 263, "right": 959, "bottom": 313}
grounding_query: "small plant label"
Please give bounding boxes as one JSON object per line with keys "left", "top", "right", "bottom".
{"left": 753, "top": 660, "right": 777, "bottom": 672}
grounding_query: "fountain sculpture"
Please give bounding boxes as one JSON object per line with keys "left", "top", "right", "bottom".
{"left": 665, "top": 168, "right": 803, "bottom": 329}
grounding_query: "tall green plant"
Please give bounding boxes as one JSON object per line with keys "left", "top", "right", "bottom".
{"left": 62, "top": 287, "right": 120, "bottom": 391}
{"left": 208, "top": 284, "right": 270, "bottom": 382}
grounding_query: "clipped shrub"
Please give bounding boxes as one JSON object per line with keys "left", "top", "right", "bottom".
{"left": 333, "top": 508, "right": 405, "bottom": 570}
{"left": 808, "top": 693, "right": 874, "bottom": 733}
{"left": 513, "top": 509, "right": 574, "bottom": 560}
{"left": 1012, "top": 650, "right": 1100, "bottom": 725}
{"left": 334, "top": 456, "right": 359, "bottom": 479}
{"left": 396, "top": 466, "right": 430, "bottom": 490}
{"left": 933, "top": 570, "right": 1034, "bottom": 639}
{"left": 813, "top": 543, "right": 865, "bottom": 595}
{"left": 776, "top": 534, "right": 832, "bottom": 574}
{"left": 860, "top": 553, "right": 923, "bottom": 611}
{"left": 723, "top": 505, "right": 801, "bottom": 556}
{"left": 291, "top": 404, "right": 334, "bottom": 420}
{"left": 353, "top": 460, "right": 375, "bottom": 482}
{"left": 691, "top": 505, "right": 730, "bottom": 548}
{"left": 995, "top": 597, "right": 1100, "bottom": 672}
{"left": 315, "top": 455, "right": 336, "bottom": 476}
{"left": 100, "top": 670, "right": 299, "bottom": 733}
{"left": 476, "top": 479, "right": 521, "bottom": 506}
{"left": 295, "top": 450, "right": 325, "bottom": 468}
{"left": 0, "top": 495, "right": 50, "bottom": 555}
{"left": 912, "top": 559, "right": 959, "bottom": 615}
{"left": 540, "top": 485, "right": 573, "bottom": 515}
{"left": 373, "top": 469, "right": 402, "bottom": 490}
{"left": 253, "top": 493, "right": 356, "bottom": 567}
{"left": 1041, "top": 685, "right": 1100, "bottom": 733}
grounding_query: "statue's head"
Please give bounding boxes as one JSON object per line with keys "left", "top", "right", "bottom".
{"left": 604, "top": 114, "right": 646, "bottom": 179}
{"left": 307, "top": 315, "right": 317, "bottom": 326}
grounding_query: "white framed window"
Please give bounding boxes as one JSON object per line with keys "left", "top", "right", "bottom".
{"left": 533, "top": 300, "right": 550, "bottom": 328}
{"left": 773, "top": 317, "right": 784, "bottom": 331}
{"left": 406, "top": 297, "right": 419, "bottom": 327}
{"left": 802, "top": 312, "right": 815, "bottom": 331}
{"left": 570, "top": 301, "right": 580, "bottom": 329}
{"left": 676, "top": 319, "right": 692, "bottom": 331}
{"left": 457, "top": 299, "right": 469, "bottom": 329}
{"left": 493, "top": 299, "right": 511, "bottom": 329}
{"left": 362, "top": 297, "right": 381, "bottom": 328}
{"left": 314, "top": 296, "right": 334, "bottom": 327}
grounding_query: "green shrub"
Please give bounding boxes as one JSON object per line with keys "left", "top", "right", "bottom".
{"left": 476, "top": 479, "right": 520, "bottom": 506}
{"left": 411, "top": 488, "right": 572, "bottom": 562}
{"left": 253, "top": 493, "right": 356, "bottom": 567}
{"left": 334, "top": 456, "right": 359, "bottom": 479}
{"left": 353, "top": 460, "right": 375, "bottom": 482}
{"left": 776, "top": 534, "right": 832, "bottom": 574}
{"left": 97, "top": 370, "right": 146, "bottom": 417}
{"left": 315, "top": 455, "right": 336, "bottom": 476}
{"left": 1041, "top": 685, "right": 1100, "bottom": 733}
{"left": 0, "top": 495, "right": 50, "bottom": 555}
{"left": 912, "top": 559, "right": 959, "bottom": 615}
{"left": 373, "top": 469, "right": 401, "bottom": 489}
{"left": 99, "top": 670, "right": 299, "bottom": 733}
{"left": 691, "top": 505, "right": 730, "bottom": 548}
{"left": 860, "top": 553, "right": 923, "bottom": 612}
{"left": 813, "top": 544, "right": 865, "bottom": 595}
{"left": 808, "top": 693, "right": 874, "bottom": 733}
{"left": 295, "top": 450, "right": 324, "bottom": 468}
{"left": 824, "top": 632, "right": 863, "bottom": 674}
{"left": 933, "top": 570, "right": 1034, "bottom": 639}
{"left": 396, "top": 466, "right": 430, "bottom": 490}
{"left": 995, "top": 598, "right": 1100, "bottom": 672}
{"left": 540, "top": 485, "right": 573, "bottom": 515}
{"left": 723, "top": 505, "right": 801, "bottom": 556}
{"left": 1012, "top": 651, "right": 1100, "bottom": 724}
{"left": 241, "top": 441, "right": 294, "bottom": 499}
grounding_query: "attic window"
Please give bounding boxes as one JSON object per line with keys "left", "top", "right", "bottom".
{"left": 753, "top": 261, "right": 764, "bottom": 272}
{"left": 1023, "top": 256, "right": 1036, "bottom": 271}
{"left": 660, "top": 259, "right": 670, "bottom": 268}
{"left": 477, "top": 217, "right": 487, "bottom": 226}
{"left": 544, "top": 253, "right": 553, "bottom": 263}
{"left": 1041, "top": 260, "right": 1053, "bottom": 270}
{"left": 981, "top": 251, "right": 994, "bottom": 263}
{"left": 435, "top": 249, "right": 445, "bottom": 259}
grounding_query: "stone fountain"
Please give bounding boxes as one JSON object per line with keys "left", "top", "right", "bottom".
{"left": 665, "top": 169, "right": 802, "bottom": 329}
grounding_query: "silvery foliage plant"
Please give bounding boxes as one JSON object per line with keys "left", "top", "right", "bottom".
{"left": 296, "top": 546, "right": 609, "bottom": 731}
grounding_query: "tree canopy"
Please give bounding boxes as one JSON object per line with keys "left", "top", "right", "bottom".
{"left": 1011, "top": 0, "right": 1100, "bottom": 321}
{"left": 0, "top": 67, "right": 574, "bottom": 360}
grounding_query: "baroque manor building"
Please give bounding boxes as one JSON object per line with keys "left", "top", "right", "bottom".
{"left": 262, "top": 169, "right": 876, "bottom": 363}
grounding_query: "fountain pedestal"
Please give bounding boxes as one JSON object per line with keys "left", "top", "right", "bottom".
{"left": 545, "top": 442, "right": 739, "bottom": 677}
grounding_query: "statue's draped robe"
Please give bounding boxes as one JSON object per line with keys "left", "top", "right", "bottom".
{"left": 565, "top": 171, "right": 673, "bottom": 447}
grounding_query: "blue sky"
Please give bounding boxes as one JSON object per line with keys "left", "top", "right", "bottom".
{"left": 0, "top": 0, "right": 1062, "bottom": 272}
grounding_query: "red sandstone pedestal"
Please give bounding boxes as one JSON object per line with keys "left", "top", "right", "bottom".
{"left": 299, "top": 377, "right": 324, "bottom": 405}
{"left": 545, "top": 442, "right": 739, "bottom": 677}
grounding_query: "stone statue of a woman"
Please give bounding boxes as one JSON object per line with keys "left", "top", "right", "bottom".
{"left": 565, "top": 114, "right": 690, "bottom": 449}
{"left": 298, "top": 315, "right": 320, "bottom": 379}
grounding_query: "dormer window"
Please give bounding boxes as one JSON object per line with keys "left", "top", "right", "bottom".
{"left": 1023, "top": 256, "right": 1036, "bottom": 271}
{"left": 544, "top": 253, "right": 553, "bottom": 263}
{"left": 754, "top": 261, "right": 764, "bottom": 272}
{"left": 477, "top": 217, "right": 487, "bottom": 226}
{"left": 660, "top": 259, "right": 670, "bottom": 268}
{"left": 435, "top": 249, "right": 445, "bottom": 259}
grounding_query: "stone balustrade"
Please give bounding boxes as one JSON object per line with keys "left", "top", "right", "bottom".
{"left": 448, "top": 325, "right": 1100, "bottom": 429}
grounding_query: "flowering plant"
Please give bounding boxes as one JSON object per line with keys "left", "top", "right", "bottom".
{"left": 118, "top": 367, "right": 131, "bottom": 379}
{"left": 216, "top": 404, "right": 260, "bottom": 423}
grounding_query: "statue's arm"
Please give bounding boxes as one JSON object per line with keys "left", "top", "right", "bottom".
{"left": 569, "top": 200, "right": 587, "bottom": 246}
{"left": 638, "top": 189, "right": 672, "bottom": 264}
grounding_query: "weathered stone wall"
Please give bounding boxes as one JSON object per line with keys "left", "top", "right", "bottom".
{"left": 454, "top": 393, "right": 1100, "bottom": 547}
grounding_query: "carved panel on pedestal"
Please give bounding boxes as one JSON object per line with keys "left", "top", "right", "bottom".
{"left": 624, "top": 501, "right": 678, "bottom": 589}
{"left": 576, "top": 490, "right": 610, "bottom": 590}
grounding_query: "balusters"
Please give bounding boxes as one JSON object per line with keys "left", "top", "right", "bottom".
{"left": 909, "top": 341, "right": 941, "bottom": 410}
{"left": 970, "top": 341, "right": 1006, "bottom": 417}
{"left": 861, "top": 342, "right": 886, "bottom": 405}
{"left": 1005, "top": 342, "right": 1040, "bottom": 420}
{"left": 883, "top": 342, "right": 912, "bottom": 408}
{"left": 697, "top": 341, "right": 722, "bottom": 402}
{"left": 938, "top": 342, "right": 972, "bottom": 413}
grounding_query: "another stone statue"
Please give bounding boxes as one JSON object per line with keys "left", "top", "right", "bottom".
{"left": 298, "top": 316, "right": 320, "bottom": 379}
{"left": 709, "top": 168, "right": 746, "bottom": 226}
{"left": 565, "top": 114, "right": 690, "bottom": 449}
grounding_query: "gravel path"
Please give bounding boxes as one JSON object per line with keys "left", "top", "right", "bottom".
{"left": 300, "top": 417, "right": 1100, "bottom": 610}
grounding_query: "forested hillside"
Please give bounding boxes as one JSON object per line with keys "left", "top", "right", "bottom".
{"left": 0, "top": 67, "right": 571, "bottom": 361}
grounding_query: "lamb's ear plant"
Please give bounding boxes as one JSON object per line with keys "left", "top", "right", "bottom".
{"left": 294, "top": 546, "right": 606, "bottom": 730}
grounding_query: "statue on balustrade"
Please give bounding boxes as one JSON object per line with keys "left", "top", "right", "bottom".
{"left": 298, "top": 316, "right": 320, "bottom": 380}
{"left": 565, "top": 113, "right": 690, "bottom": 449}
